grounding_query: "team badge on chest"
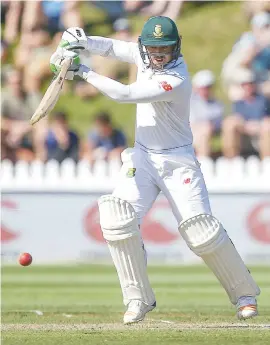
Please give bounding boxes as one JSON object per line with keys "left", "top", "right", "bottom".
{"left": 126, "top": 168, "right": 136, "bottom": 178}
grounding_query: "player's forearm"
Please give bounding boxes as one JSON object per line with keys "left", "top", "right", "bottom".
{"left": 83, "top": 68, "right": 189, "bottom": 104}
{"left": 87, "top": 36, "right": 137, "bottom": 64}
{"left": 83, "top": 70, "right": 132, "bottom": 103}
{"left": 82, "top": 69, "right": 184, "bottom": 104}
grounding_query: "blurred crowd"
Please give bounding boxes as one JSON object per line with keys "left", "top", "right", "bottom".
{"left": 191, "top": 1, "right": 270, "bottom": 159}
{"left": 1, "top": 1, "right": 270, "bottom": 164}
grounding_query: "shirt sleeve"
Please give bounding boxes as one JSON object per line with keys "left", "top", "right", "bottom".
{"left": 262, "top": 96, "right": 270, "bottom": 116}
{"left": 83, "top": 70, "right": 190, "bottom": 104}
{"left": 116, "top": 130, "right": 127, "bottom": 147}
{"left": 266, "top": 98, "right": 270, "bottom": 116}
{"left": 87, "top": 36, "right": 139, "bottom": 65}
{"left": 232, "top": 101, "right": 242, "bottom": 115}
{"left": 233, "top": 32, "right": 255, "bottom": 52}
{"left": 69, "top": 131, "right": 79, "bottom": 147}
{"left": 88, "top": 131, "right": 100, "bottom": 148}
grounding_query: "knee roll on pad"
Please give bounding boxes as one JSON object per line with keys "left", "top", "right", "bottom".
{"left": 98, "top": 195, "right": 139, "bottom": 241}
{"left": 179, "top": 214, "right": 225, "bottom": 255}
{"left": 179, "top": 214, "right": 260, "bottom": 304}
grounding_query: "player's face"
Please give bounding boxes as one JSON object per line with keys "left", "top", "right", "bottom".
{"left": 146, "top": 45, "right": 174, "bottom": 68}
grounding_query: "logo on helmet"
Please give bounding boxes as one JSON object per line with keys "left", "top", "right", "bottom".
{"left": 153, "top": 25, "right": 163, "bottom": 38}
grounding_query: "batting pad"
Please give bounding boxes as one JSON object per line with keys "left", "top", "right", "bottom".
{"left": 98, "top": 195, "right": 139, "bottom": 241}
{"left": 98, "top": 195, "right": 155, "bottom": 306}
{"left": 179, "top": 214, "right": 260, "bottom": 305}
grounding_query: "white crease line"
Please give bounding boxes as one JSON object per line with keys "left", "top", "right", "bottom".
{"left": 148, "top": 318, "right": 176, "bottom": 324}
{"left": 146, "top": 319, "right": 270, "bottom": 329}
{"left": 5, "top": 310, "right": 43, "bottom": 316}
{"left": 159, "top": 320, "right": 176, "bottom": 324}
{"left": 62, "top": 314, "right": 73, "bottom": 318}
{"left": 30, "top": 310, "right": 43, "bottom": 316}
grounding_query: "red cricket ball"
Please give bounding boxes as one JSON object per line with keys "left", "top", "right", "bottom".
{"left": 19, "top": 253, "right": 32, "bottom": 266}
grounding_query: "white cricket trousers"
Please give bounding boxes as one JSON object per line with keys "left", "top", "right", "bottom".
{"left": 113, "top": 145, "right": 212, "bottom": 225}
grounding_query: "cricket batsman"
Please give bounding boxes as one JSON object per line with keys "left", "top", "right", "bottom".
{"left": 50, "top": 16, "right": 260, "bottom": 324}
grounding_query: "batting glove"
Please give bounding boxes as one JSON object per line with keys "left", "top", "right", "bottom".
{"left": 50, "top": 47, "right": 81, "bottom": 80}
{"left": 60, "top": 27, "right": 88, "bottom": 51}
{"left": 74, "top": 64, "right": 91, "bottom": 80}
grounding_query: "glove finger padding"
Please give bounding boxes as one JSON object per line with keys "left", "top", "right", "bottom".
{"left": 61, "top": 27, "right": 88, "bottom": 51}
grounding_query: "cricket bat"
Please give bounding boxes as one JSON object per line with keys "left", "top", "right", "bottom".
{"left": 30, "top": 58, "right": 72, "bottom": 125}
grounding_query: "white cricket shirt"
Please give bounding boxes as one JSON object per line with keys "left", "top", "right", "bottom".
{"left": 85, "top": 36, "right": 193, "bottom": 152}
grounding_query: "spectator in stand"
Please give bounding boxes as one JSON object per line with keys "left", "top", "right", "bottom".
{"left": 123, "top": 1, "right": 148, "bottom": 14}
{"left": 1, "top": 69, "right": 42, "bottom": 162}
{"left": 123, "top": 1, "right": 184, "bottom": 20}
{"left": 3, "top": 0, "right": 82, "bottom": 44}
{"left": 90, "top": 0, "right": 126, "bottom": 24}
{"left": 139, "top": 1, "right": 184, "bottom": 20}
{"left": 237, "top": 12, "right": 270, "bottom": 98}
{"left": 222, "top": 11, "right": 270, "bottom": 101}
{"left": 7, "top": 1, "right": 83, "bottom": 93}
{"left": 75, "top": 18, "right": 134, "bottom": 99}
{"left": 82, "top": 112, "right": 127, "bottom": 162}
{"left": 222, "top": 70, "right": 270, "bottom": 159}
{"left": 40, "top": 0, "right": 83, "bottom": 36}
{"left": 190, "top": 70, "right": 224, "bottom": 157}
{"left": 45, "top": 112, "right": 80, "bottom": 163}
{"left": 14, "top": 24, "right": 52, "bottom": 93}
{"left": 243, "top": 1, "right": 270, "bottom": 20}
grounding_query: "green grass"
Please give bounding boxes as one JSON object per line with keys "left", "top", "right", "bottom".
{"left": 1, "top": 265, "right": 270, "bottom": 344}
{"left": 3, "top": 330, "right": 270, "bottom": 345}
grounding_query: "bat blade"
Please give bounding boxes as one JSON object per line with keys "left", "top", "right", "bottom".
{"left": 30, "top": 58, "right": 72, "bottom": 125}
